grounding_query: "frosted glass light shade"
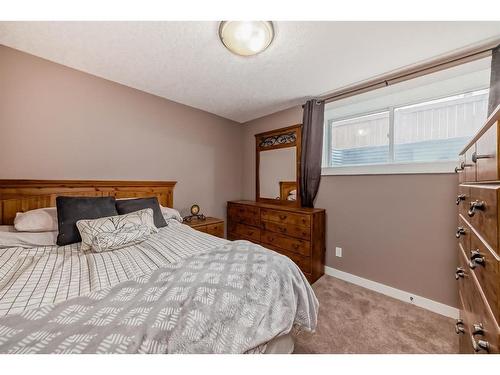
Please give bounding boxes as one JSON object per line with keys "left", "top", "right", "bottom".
{"left": 219, "top": 21, "right": 274, "bottom": 56}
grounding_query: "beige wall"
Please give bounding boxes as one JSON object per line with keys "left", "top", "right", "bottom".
{"left": 0, "top": 46, "right": 243, "bottom": 220}
{"left": 242, "top": 106, "right": 459, "bottom": 307}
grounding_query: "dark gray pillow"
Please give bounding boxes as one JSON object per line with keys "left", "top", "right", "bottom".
{"left": 115, "top": 197, "right": 167, "bottom": 228}
{"left": 56, "top": 196, "right": 118, "bottom": 246}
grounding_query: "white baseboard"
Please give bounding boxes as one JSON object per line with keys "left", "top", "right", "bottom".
{"left": 324, "top": 266, "right": 459, "bottom": 319}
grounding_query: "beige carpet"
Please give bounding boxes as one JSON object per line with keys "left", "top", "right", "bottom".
{"left": 294, "top": 275, "right": 458, "bottom": 354}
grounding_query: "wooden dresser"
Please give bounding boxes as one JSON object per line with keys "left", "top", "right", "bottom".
{"left": 455, "top": 105, "right": 500, "bottom": 354}
{"left": 227, "top": 200, "right": 325, "bottom": 283}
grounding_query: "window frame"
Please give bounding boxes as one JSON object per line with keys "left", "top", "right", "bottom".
{"left": 322, "top": 88, "right": 489, "bottom": 176}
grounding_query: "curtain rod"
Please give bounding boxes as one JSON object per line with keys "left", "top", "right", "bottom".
{"left": 318, "top": 38, "right": 500, "bottom": 104}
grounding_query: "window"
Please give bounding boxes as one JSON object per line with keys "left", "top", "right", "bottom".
{"left": 323, "top": 57, "right": 491, "bottom": 175}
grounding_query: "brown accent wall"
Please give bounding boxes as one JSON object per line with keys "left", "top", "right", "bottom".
{"left": 0, "top": 45, "right": 243, "bottom": 220}
{"left": 242, "top": 106, "right": 459, "bottom": 307}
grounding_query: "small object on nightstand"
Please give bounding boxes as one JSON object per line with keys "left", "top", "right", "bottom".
{"left": 183, "top": 204, "right": 206, "bottom": 222}
{"left": 183, "top": 216, "right": 225, "bottom": 238}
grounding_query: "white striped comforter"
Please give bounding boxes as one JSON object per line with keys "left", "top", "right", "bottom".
{"left": 0, "top": 220, "right": 227, "bottom": 317}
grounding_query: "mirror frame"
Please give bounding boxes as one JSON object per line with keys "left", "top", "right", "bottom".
{"left": 255, "top": 124, "right": 302, "bottom": 207}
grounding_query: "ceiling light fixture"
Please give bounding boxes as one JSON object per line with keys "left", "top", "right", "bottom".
{"left": 218, "top": 21, "right": 274, "bottom": 56}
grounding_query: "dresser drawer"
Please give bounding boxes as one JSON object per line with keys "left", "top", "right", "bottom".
{"left": 458, "top": 154, "right": 466, "bottom": 184}
{"left": 464, "top": 146, "right": 477, "bottom": 182}
{"left": 457, "top": 215, "right": 471, "bottom": 251}
{"left": 228, "top": 222, "right": 260, "bottom": 242}
{"left": 457, "top": 246, "right": 500, "bottom": 354}
{"left": 467, "top": 279, "right": 500, "bottom": 354}
{"left": 261, "top": 220, "right": 310, "bottom": 240}
{"left": 469, "top": 230, "right": 500, "bottom": 325}
{"left": 457, "top": 293, "right": 474, "bottom": 354}
{"left": 457, "top": 244, "right": 472, "bottom": 302}
{"left": 228, "top": 204, "right": 260, "bottom": 227}
{"left": 206, "top": 222, "right": 224, "bottom": 238}
{"left": 227, "top": 232, "right": 256, "bottom": 243}
{"left": 475, "top": 123, "right": 499, "bottom": 182}
{"left": 468, "top": 186, "right": 499, "bottom": 254}
{"left": 261, "top": 230, "right": 311, "bottom": 256}
{"left": 264, "top": 242, "right": 312, "bottom": 274}
{"left": 282, "top": 250, "right": 311, "bottom": 275}
{"left": 195, "top": 225, "right": 207, "bottom": 233}
{"left": 261, "top": 208, "right": 311, "bottom": 228}
{"left": 457, "top": 185, "right": 470, "bottom": 218}
{"left": 457, "top": 247, "right": 484, "bottom": 353}
{"left": 228, "top": 234, "right": 255, "bottom": 243}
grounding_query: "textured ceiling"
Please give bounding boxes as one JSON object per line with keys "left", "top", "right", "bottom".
{"left": 1, "top": 21, "right": 499, "bottom": 123}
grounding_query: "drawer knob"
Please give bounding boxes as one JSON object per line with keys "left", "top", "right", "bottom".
{"left": 279, "top": 215, "right": 287, "bottom": 220}
{"left": 456, "top": 227, "right": 466, "bottom": 238}
{"left": 469, "top": 249, "right": 485, "bottom": 269}
{"left": 455, "top": 267, "right": 465, "bottom": 280}
{"left": 455, "top": 319, "right": 465, "bottom": 335}
{"left": 471, "top": 335, "right": 490, "bottom": 353}
{"left": 468, "top": 200, "right": 485, "bottom": 217}
{"left": 472, "top": 323, "right": 485, "bottom": 336}
{"left": 471, "top": 152, "right": 492, "bottom": 163}
{"left": 456, "top": 194, "right": 466, "bottom": 205}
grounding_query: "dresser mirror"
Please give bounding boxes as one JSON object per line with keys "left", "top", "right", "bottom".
{"left": 255, "top": 124, "right": 302, "bottom": 206}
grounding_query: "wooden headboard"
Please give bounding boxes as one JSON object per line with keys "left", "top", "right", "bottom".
{"left": 0, "top": 179, "right": 177, "bottom": 225}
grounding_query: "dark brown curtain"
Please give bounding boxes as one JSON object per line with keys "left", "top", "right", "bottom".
{"left": 488, "top": 44, "right": 500, "bottom": 115}
{"left": 300, "top": 99, "right": 325, "bottom": 208}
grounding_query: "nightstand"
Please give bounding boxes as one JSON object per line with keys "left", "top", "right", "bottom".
{"left": 183, "top": 217, "right": 225, "bottom": 238}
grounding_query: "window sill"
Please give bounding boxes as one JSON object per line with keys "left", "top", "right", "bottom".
{"left": 321, "top": 161, "right": 458, "bottom": 176}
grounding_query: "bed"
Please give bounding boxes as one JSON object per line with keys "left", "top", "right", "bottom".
{"left": 0, "top": 180, "right": 318, "bottom": 354}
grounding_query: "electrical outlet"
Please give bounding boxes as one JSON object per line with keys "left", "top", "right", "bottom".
{"left": 335, "top": 247, "right": 342, "bottom": 257}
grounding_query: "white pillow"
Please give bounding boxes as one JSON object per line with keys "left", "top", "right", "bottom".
{"left": 76, "top": 208, "right": 158, "bottom": 252}
{"left": 14, "top": 207, "right": 58, "bottom": 232}
{"left": 160, "top": 205, "right": 183, "bottom": 222}
{"left": 0, "top": 226, "right": 57, "bottom": 248}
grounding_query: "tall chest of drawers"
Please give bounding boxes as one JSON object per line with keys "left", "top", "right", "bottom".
{"left": 455, "top": 105, "right": 500, "bottom": 354}
{"left": 227, "top": 200, "right": 326, "bottom": 283}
